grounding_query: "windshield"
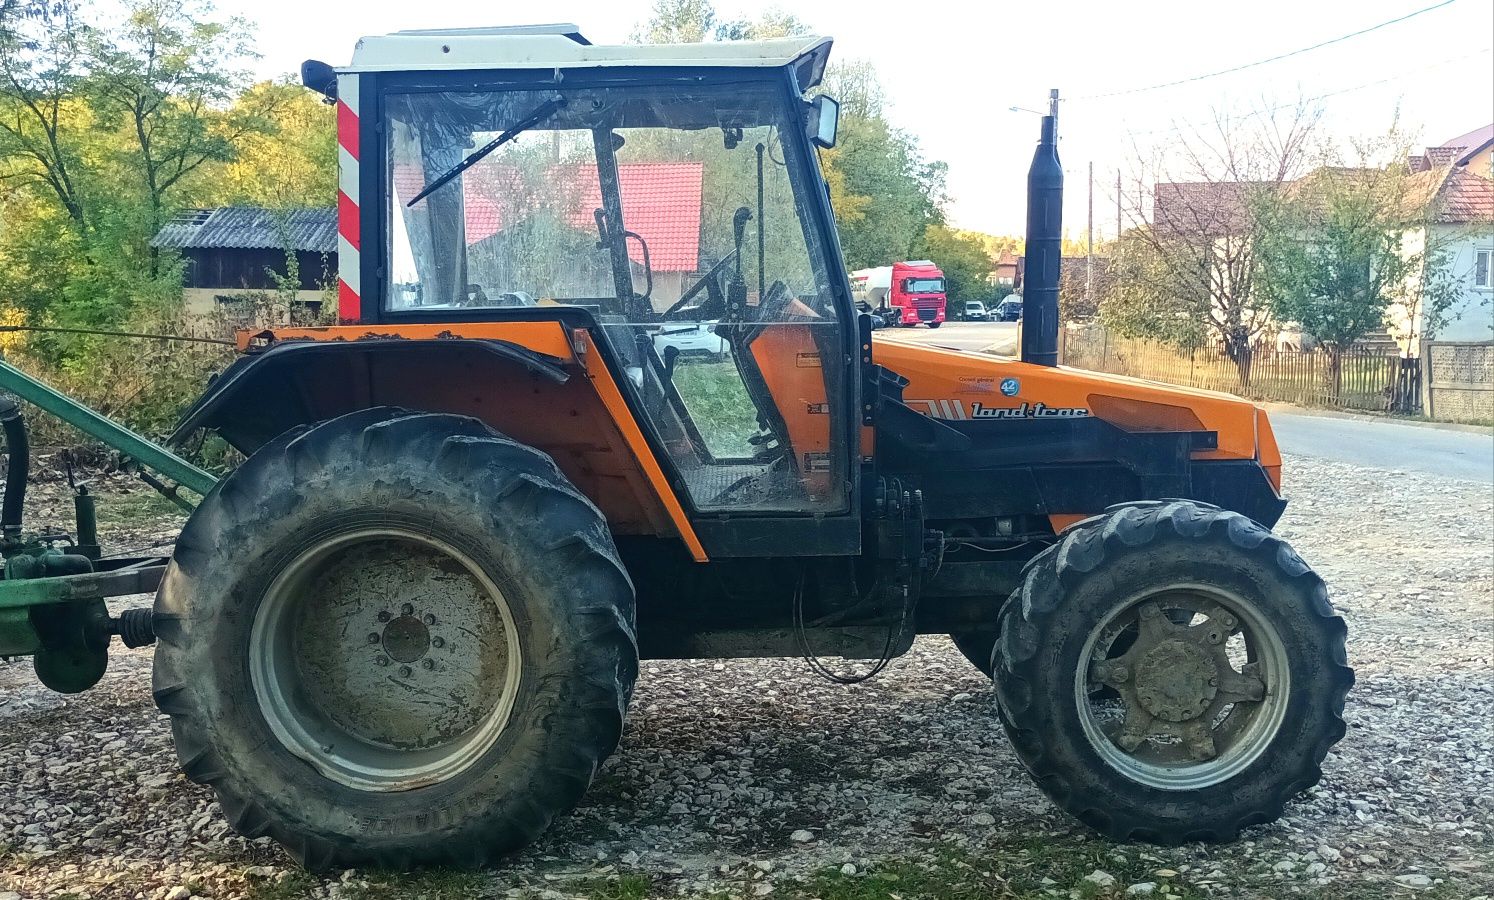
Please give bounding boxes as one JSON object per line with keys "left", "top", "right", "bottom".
{"left": 384, "top": 79, "right": 849, "bottom": 516}
{"left": 385, "top": 82, "right": 834, "bottom": 315}
{"left": 905, "top": 277, "right": 945, "bottom": 293}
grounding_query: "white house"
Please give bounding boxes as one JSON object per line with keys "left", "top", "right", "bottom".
{"left": 1388, "top": 129, "right": 1494, "bottom": 354}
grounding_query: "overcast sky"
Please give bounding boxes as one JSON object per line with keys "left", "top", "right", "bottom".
{"left": 241, "top": 0, "right": 1494, "bottom": 238}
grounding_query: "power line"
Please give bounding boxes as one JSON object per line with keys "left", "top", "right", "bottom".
{"left": 1072, "top": 0, "right": 1462, "bottom": 101}
{"left": 1120, "top": 47, "right": 1490, "bottom": 138}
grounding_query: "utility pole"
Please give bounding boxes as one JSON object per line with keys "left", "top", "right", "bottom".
{"left": 1116, "top": 169, "right": 1122, "bottom": 240}
{"left": 1087, "top": 160, "right": 1094, "bottom": 304}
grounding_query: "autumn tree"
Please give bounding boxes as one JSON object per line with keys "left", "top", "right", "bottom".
{"left": 1103, "top": 104, "right": 1320, "bottom": 383}
{"left": 85, "top": 0, "right": 273, "bottom": 241}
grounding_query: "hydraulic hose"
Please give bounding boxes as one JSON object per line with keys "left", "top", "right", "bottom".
{"left": 0, "top": 396, "right": 29, "bottom": 544}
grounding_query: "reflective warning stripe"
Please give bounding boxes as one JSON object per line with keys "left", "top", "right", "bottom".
{"left": 335, "top": 74, "right": 360, "bottom": 323}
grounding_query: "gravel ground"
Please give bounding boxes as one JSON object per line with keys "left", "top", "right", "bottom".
{"left": 2, "top": 451, "right": 1491, "bottom": 900}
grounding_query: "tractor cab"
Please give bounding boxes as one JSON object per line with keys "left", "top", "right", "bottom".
{"left": 305, "top": 26, "right": 857, "bottom": 522}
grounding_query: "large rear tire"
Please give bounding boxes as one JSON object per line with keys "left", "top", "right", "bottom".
{"left": 152, "top": 408, "right": 637, "bottom": 869}
{"left": 992, "top": 500, "right": 1352, "bottom": 845}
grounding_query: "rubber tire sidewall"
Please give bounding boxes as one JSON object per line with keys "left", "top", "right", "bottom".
{"left": 153, "top": 410, "right": 637, "bottom": 867}
{"left": 994, "top": 504, "right": 1351, "bottom": 844}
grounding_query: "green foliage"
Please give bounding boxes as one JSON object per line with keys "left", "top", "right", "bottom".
{"left": 1257, "top": 164, "right": 1458, "bottom": 360}
{"left": 918, "top": 224, "right": 993, "bottom": 303}
{"left": 0, "top": 0, "right": 329, "bottom": 446}
{"left": 1098, "top": 227, "right": 1211, "bottom": 350}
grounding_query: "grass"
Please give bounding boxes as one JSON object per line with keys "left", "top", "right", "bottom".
{"left": 790, "top": 841, "right": 1213, "bottom": 900}
{"left": 669, "top": 358, "right": 762, "bottom": 457}
{"left": 93, "top": 484, "right": 186, "bottom": 530}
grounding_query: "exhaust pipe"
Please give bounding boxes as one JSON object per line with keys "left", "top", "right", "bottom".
{"left": 1021, "top": 98, "right": 1063, "bottom": 367}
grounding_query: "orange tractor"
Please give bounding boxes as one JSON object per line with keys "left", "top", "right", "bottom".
{"left": 1, "top": 25, "right": 1350, "bottom": 869}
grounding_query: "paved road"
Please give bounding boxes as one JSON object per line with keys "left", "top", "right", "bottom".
{"left": 874, "top": 320, "right": 1018, "bottom": 354}
{"left": 1269, "top": 411, "right": 1493, "bottom": 482}
{"left": 874, "top": 323, "right": 1490, "bottom": 481}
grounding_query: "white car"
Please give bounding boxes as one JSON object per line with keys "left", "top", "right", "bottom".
{"left": 651, "top": 321, "right": 729, "bottom": 361}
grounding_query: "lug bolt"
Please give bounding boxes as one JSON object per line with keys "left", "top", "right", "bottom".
{"left": 1208, "top": 676, "right": 1219, "bottom": 687}
{"left": 431, "top": 637, "right": 445, "bottom": 649}
{"left": 1139, "top": 604, "right": 1160, "bottom": 619}
{"left": 377, "top": 611, "right": 391, "bottom": 623}
{"left": 367, "top": 632, "right": 381, "bottom": 644}
{"left": 423, "top": 614, "right": 436, "bottom": 626}
{"left": 401, "top": 603, "right": 415, "bottom": 616}
{"left": 399, "top": 665, "right": 412, "bottom": 678}
{"left": 1112, "top": 665, "right": 1129, "bottom": 683}
{"left": 1207, "top": 630, "right": 1223, "bottom": 644}
{"left": 375, "top": 656, "right": 389, "bottom": 667}
{"left": 422, "top": 659, "right": 435, "bottom": 671}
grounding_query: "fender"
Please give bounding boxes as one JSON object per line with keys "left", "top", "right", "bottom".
{"left": 170, "top": 327, "right": 707, "bottom": 558}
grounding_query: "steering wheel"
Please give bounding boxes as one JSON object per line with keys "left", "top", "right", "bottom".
{"left": 661, "top": 249, "right": 738, "bottom": 322}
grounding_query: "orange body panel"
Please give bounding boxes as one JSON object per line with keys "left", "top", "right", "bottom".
{"left": 748, "top": 324, "right": 833, "bottom": 500}
{"left": 873, "top": 339, "right": 1278, "bottom": 467}
{"left": 241, "top": 323, "right": 708, "bottom": 560}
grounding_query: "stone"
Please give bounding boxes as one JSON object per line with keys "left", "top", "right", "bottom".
{"left": 970, "top": 812, "right": 996, "bottom": 826}
{"left": 1395, "top": 874, "right": 1434, "bottom": 889}
{"left": 164, "top": 888, "right": 191, "bottom": 900}
{"left": 1083, "top": 870, "right": 1116, "bottom": 889}
{"left": 1126, "top": 884, "right": 1157, "bottom": 896}
{"left": 789, "top": 830, "right": 814, "bottom": 843}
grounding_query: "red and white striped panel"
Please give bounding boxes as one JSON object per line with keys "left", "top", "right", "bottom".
{"left": 336, "top": 74, "right": 361, "bottom": 323}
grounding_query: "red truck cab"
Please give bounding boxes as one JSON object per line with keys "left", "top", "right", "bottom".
{"left": 889, "top": 260, "right": 946, "bottom": 327}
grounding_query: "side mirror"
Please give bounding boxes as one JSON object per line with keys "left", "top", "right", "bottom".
{"left": 806, "top": 95, "right": 839, "bottom": 149}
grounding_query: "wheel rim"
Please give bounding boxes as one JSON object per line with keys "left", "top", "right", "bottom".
{"left": 1072, "top": 583, "right": 1290, "bottom": 791}
{"left": 249, "top": 528, "right": 522, "bottom": 792}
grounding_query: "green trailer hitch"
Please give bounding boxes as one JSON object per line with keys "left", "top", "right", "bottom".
{"left": 0, "top": 358, "right": 220, "bottom": 693}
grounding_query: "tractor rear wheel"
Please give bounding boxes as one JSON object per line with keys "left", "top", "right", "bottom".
{"left": 992, "top": 500, "right": 1352, "bottom": 845}
{"left": 152, "top": 408, "right": 637, "bottom": 869}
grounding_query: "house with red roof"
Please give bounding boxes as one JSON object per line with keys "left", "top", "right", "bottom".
{"left": 1387, "top": 127, "right": 1494, "bottom": 352}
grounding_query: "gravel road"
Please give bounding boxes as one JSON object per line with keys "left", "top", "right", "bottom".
{"left": 2, "top": 452, "right": 1490, "bottom": 900}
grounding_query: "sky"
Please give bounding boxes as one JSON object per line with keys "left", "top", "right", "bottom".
{"left": 238, "top": 0, "right": 1494, "bottom": 238}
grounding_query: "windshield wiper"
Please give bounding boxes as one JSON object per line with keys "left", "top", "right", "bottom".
{"left": 405, "top": 97, "right": 567, "bottom": 207}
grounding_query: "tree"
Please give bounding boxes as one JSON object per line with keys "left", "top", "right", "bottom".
{"left": 1104, "top": 103, "right": 1321, "bottom": 383}
{"left": 85, "top": 0, "right": 273, "bottom": 240}
{"left": 0, "top": 0, "right": 91, "bottom": 229}
{"left": 630, "top": 0, "right": 717, "bottom": 43}
{"left": 1256, "top": 134, "right": 1458, "bottom": 398}
{"left": 199, "top": 80, "right": 336, "bottom": 208}
{"left": 919, "top": 224, "right": 992, "bottom": 305}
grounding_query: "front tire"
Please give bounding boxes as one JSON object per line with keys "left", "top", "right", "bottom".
{"left": 992, "top": 501, "right": 1351, "bottom": 845}
{"left": 152, "top": 408, "right": 637, "bottom": 869}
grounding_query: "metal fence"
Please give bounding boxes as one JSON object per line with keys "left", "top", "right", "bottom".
{"left": 1061, "top": 327, "right": 1422, "bottom": 415}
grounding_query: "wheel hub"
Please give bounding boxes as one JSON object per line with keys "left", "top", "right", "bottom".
{"left": 250, "top": 530, "right": 522, "bottom": 791}
{"left": 1133, "top": 639, "right": 1217, "bottom": 722}
{"left": 380, "top": 614, "right": 432, "bottom": 664}
{"left": 1081, "top": 591, "right": 1282, "bottom": 785}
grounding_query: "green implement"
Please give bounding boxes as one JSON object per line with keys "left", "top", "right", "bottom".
{"left": 0, "top": 357, "right": 217, "bottom": 497}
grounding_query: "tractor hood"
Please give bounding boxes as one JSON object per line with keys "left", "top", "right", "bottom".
{"left": 873, "top": 339, "right": 1283, "bottom": 493}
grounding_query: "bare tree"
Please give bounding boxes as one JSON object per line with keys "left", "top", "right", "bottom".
{"left": 1102, "top": 102, "right": 1321, "bottom": 384}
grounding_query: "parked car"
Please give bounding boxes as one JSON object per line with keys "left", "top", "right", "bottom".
{"left": 963, "top": 300, "right": 989, "bottom": 321}
{"left": 996, "top": 296, "right": 1023, "bottom": 322}
{"left": 651, "top": 321, "right": 728, "bottom": 360}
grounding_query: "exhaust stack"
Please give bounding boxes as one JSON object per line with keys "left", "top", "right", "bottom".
{"left": 1021, "top": 98, "right": 1063, "bottom": 367}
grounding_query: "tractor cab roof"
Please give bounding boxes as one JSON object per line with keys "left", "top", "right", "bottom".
{"left": 332, "top": 24, "right": 832, "bottom": 88}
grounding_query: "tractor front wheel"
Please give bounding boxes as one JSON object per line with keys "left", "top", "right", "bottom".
{"left": 992, "top": 501, "right": 1352, "bottom": 844}
{"left": 152, "top": 409, "right": 637, "bottom": 869}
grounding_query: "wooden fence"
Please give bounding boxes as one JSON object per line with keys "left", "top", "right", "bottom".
{"left": 1061, "top": 327, "right": 1422, "bottom": 414}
